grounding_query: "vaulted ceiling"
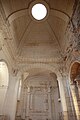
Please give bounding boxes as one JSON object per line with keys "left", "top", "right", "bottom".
{"left": 0, "top": 0, "right": 75, "bottom": 64}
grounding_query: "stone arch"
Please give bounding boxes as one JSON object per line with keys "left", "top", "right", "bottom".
{"left": 16, "top": 64, "right": 63, "bottom": 120}
{"left": 18, "top": 63, "right": 61, "bottom": 81}
{"left": 69, "top": 61, "right": 80, "bottom": 120}
{"left": 69, "top": 60, "right": 80, "bottom": 82}
{"left": 0, "top": 60, "right": 9, "bottom": 87}
{"left": 16, "top": 63, "right": 68, "bottom": 120}
{"left": 0, "top": 60, "right": 9, "bottom": 115}
{"left": 0, "top": 59, "right": 12, "bottom": 75}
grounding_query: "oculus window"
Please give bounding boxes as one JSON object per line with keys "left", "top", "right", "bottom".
{"left": 31, "top": 3, "right": 47, "bottom": 20}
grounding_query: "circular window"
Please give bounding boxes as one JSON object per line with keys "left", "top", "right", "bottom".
{"left": 31, "top": 3, "right": 47, "bottom": 20}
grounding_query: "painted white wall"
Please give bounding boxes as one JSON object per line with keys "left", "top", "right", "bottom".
{"left": 0, "top": 61, "right": 9, "bottom": 115}
{"left": 0, "top": 50, "right": 20, "bottom": 120}
{"left": 0, "top": 87, "right": 7, "bottom": 114}
{"left": 3, "top": 74, "right": 20, "bottom": 120}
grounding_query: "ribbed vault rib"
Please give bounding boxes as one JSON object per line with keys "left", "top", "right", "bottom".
{"left": 6, "top": 7, "right": 28, "bottom": 21}
{"left": 17, "top": 20, "right": 32, "bottom": 56}
{"left": 5, "top": 6, "right": 70, "bottom": 23}
{"left": 8, "top": 9, "right": 29, "bottom": 24}
{"left": 6, "top": 7, "right": 70, "bottom": 21}
{"left": 46, "top": 20, "right": 63, "bottom": 58}
{"left": 50, "top": 9, "right": 69, "bottom": 23}
{"left": 50, "top": 8, "right": 70, "bottom": 19}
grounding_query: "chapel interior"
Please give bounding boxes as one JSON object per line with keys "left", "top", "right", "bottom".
{"left": 0, "top": 0, "right": 80, "bottom": 120}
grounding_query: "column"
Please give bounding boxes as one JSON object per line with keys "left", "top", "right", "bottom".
{"left": 63, "top": 75, "right": 78, "bottom": 120}
{"left": 75, "top": 80, "right": 80, "bottom": 119}
{"left": 70, "top": 82, "right": 80, "bottom": 120}
{"left": 77, "top": 81, "right": 80, "bottom": 98}
{"left": 3, "top": 72, "right": 20, "bottom": 120}
{"left": 26, "top": 87, "right": 30, "bottom": 120}
{"left": 48, "top": 87, "right": 53, "bottom": 120}
{"left": 21, "top": 87, "right": 27, "bottom": 119}
{"left": 58, "top": 76, "right": 68, "bottom": 120}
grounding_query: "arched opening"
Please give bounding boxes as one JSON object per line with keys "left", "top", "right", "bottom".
{"left": 0, "top": 61, "right": 9, "bottom": 115}
{"left": 16, "top": 69, "right": 62, "bottom": 120}
{"left": 70, "top": 62, "right": 80, "bottom": 120}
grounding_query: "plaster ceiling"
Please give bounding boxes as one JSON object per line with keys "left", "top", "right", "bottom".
{"left": 0, "top": 0, "right": 75, "bottom": 63}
